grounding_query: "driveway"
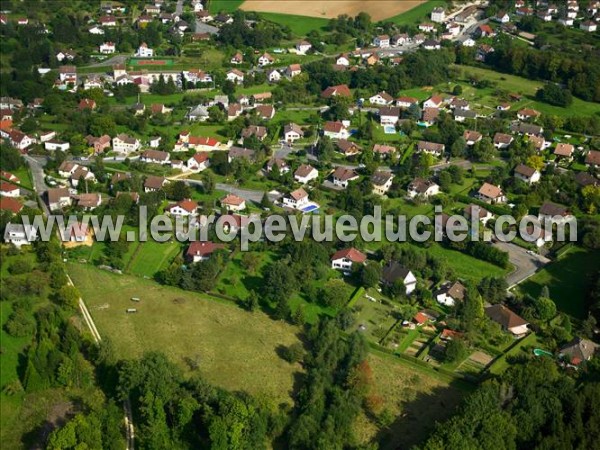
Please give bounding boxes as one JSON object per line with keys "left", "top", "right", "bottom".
{"left": 492, "top": 241, "right": 551, "bottom": 288}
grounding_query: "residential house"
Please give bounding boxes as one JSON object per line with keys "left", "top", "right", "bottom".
{"left": 369, "top": 91, "right": 394, "bottom": 105}
{"left": 44, "top": 139, "right": 70, "bottom": 151}
{"left": 266, "top": 158, "right": 290, "bottom": 174}
{"left": 186, "top": 152, "right": 210, "bottom": 172}
{"left": 514, "top": 164, "right": 541, "bottom": 184}
{"left": 228, "top": 147, "right": 255, "bottom": 163}
{"left": 382, "top": 261, "right": 417, "bottom": 295}
{"left": 493, "top": 133, "right": 514, "bottom": 149}
{"left": 431, "top": 7, "right": 446, "bottom": 23}
{"left": 99, "top": 42, "right": 116, "bottom": 54}
{"left": 112, "top": 134, "right": 141, "bottom": 154}
{"left": 140, "top": 150, "right": 170, "bottom": 164}
{"left": 151, "top": 104, "right": 172, "bottom": 115}
{"left": 331, "top": 167, "right": 359, "bottom": 189}
{"left": 524, "top": 225, "right": 553, "bottom": 248}
{"left": 241, "top": 125, "right": 267, "bottom": 141}
{"left": 331, "top": 247, "right": 367, "bottom": 271}
{"left": 286, "top": 64, "right": 302, "bottom": 78}
{"left": 179, "top": 134, "right": 221, "bottom": 152}
{"left": 258, "top": 52, "right": 274, "bottom": 67}
{"left": 70, "top": 167, "right": 96, "bottom": 188}
{"left": 167, "top": 199, "right": 199, "bottom": 217}
{"left": 282, "top": 188, "right": 309, "bottom": 209}
{"left": 477, "top": 182, "right": 506, "bottom": 204}
{"left": 336, "top": 139, "right": 362, "bottom": 156}
{"left": 373, "top": 34, "right": 390, "bottom": 48}
{"left": 254, "top": 104, "right": 274, "bottom": 120}
{"left": 78, "top": 99, "right": 96, "bottom": 111}
{"left": 296, "top": 41, "right": 312, "bottom": 54}
{"left": 585, "top": 150, "right": 600, "bottom": 168}
{"left": 4, "top": 223, "right": 37, "bottom": 248}
{"left": 0, "top": 183, "right": 20, "bottom": 198}
{"left": 371, "top": 171, "right": 394, "bottom": 196}
{"left": 474, "top": 24, "right": 495, "bottom": 38}
{"left": 416, "top": 140, "right": 445, "bottom": 157}
{"left": 510, "top": 122, "right": 543, "bottom": 137}
{"left": 581, "top": 20, "right": 598, "bottom": 32}
{"left": 449, "top": 97, "right": 469, "bottom": 110}
{"left": 494, "top": 11, "right": 510, "bottom": 23}
{"left": 75, "top": 193, "right": 102, "bottom": 210}
{"left": 485, "top": 304, "right": 529, "bottom": 336}
{"left": 227, "top": 104, "right": 243, "bottom": 121}
{"left": 294, "top": 164, "right": 318, "bottom": 184}
{"left": 463, "top": 130, "right": 482, "bottom": 146}
{"left": 226, "top": 69, "right": 244, "bottom": 84}
{"left": 143, "top": 176, "right": 168, "bottom": 193}
{"left": 99, "top": 15, "right": 117, "bottom": 26}
{"left": 58, "top": 161, "right": 80, "bottom": 178}
{"left": 538, "top": 202, "right": 573, "bottom": 224}
{"left": 435, "top": 281, "right": 466, "bottom": 307}
{"left": 8, "top": 130, "right": 34, "bottom": 150}
{"left": 396, "top": 96, "right": 419, "bottom": 108}
{"left": 554, "top": 143, "right": 575, "bottom": 161}
{"left": 422, "top": 107, "right": 441, "bottom": 126}
{"left": 518, "top": 108, "right": 541, "bottom": 121}
{"left": 336, "top": 54, "right": 351, "bottom": 66}
{"left": 267, "top": 69, "right": 281, "bottom": 82}
{"left": 418, "top": 23, "right": 435, "bottom": 33}
{"left": 149, "top": 136, "right": 161, "bottom": 148}
{"left": 372, "top": 143, "right": 397, "bottom": 157}
{"left": 186, "top": 241, "right": 226, "bottom": 263}
{"left": 321, "top": 84, "right": 351, "bottom": 98}
{"left": 464, "top": 204, "right": 493, "bottom": 225}
{"left": 230, "top": 52, "right": 243, "bottom": 64}
{"left": 86, "top": 134, "right": 111, "bottom": 153}
{"left": 422, "top": 39, "right": 441, "bottom": 50}
{"left": 454, "top": 108, "right": 476, "bottom": 122}
{"left": 379, "top": 106, "right": 401, "bottom": 125}
{"left": 0, "top": 198, "right": 23, "bottom": 215}
{"left": 423, "top": 95, "right": 443, "bottom": 108}
{"left": 135, "top": 42, "right": 154, "bottom": 57}
{"left": 407, "top": 178, "right": 440, "bottom": 199}
{"left": 47, "top": 187, "right": 72, "bottom": 211}
{"left": 559, "top": 337, "right": 598, "bottom": 366}
{"left": 187, "top": 105, "right": 209, "bottom": 122}
{"left": 284, "top": 123, "right": 304, "bottom": 143}
{"left": 1, "top": 171, "right": 20, "bottom": 183}
{"left": 323, "top": 121, "right": 349, "bottom": 140}
{"left": 220, "top": 194, "right": 246, "bottom": 212}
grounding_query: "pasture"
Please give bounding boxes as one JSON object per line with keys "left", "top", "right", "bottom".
{"left": 240, "top": 0, "right": 426, "bottom": 22}
{"left": 68, "top": 264, "right": 303, "bottom": 406}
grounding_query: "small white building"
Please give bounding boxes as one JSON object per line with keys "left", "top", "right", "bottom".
{"left": 431, "top": 7, "right": 445, "bottom": 23}
{"left": 112, "top": 134, "right": 141, "bottom": 154}
{"left": 44, "top": 139, "right": 70, "bottom": 151}
{"left": 99, "top": 42, "right": 116, "bottom": 54}
{"left": 282, "top": 188, "right": 309, "bottom": 209}
{"left": 294, "top": 164, "right": 318, "bottom": 184}
{"left": 135, "top": 43, "right": 154, "bottom": 58}
{"left": 331, "top": 247, "right": 367, "bottom": 271}
{"left": 4, "top": 223, "right": 37, "bottom": 248}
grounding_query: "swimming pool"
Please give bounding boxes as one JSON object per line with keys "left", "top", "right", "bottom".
{"left": 384, "top": 125, "right": 396, "bottom": 134}
{"left": 302, "top": 204, "right": 319, "bottom": 213}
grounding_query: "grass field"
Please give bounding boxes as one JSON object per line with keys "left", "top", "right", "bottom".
{"left": 355, "top": 351, "right": 468, "bottom": 449}
{"left": 68, "top": 263, "right": 303, "bottom": 405}
{"left": 209, "top": 0, "right": 245, "bottom": 13}
{"left": 520, "top": 246, "right": 599, "bottom": 319}
{"left": 386, "top": 0, "right": 446, "bottom": 25}
{"left": 127, "top": 240, "right": 182, "bottom": 278}
{"left": 258, "top": 12, "right": 330, "bottom": 35}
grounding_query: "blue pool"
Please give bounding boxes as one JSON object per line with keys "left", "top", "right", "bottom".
{"left": 302, "top": 204, "right": 319, "bottom": 213}
{"left": 384, "top": 125, "right": 396, "bottom": 134}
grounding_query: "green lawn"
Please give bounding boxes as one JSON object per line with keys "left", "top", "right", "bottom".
{"left": 385, "top": 0, "right": 447, "bottom": 25}
{"left": 520, "top": 246, "right": 599, "bottom": 319}
{"left": 7, "top": 166, "right": 33, "bottom": 190}
{"left": 127, "top": 240, "right": 182, "bottom": 277}
{"left": 257, "top": 12, "right": 330, "bottom": 35}
{"left": 209, "top": 0, "right": 244, "bottom": 13}
{"left": 68, "top": 263, "right": 302, "bottom": 406}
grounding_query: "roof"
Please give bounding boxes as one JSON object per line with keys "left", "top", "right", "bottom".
{"left": 221, "top": 194, "right": 245, "bottom": 206}
{"left": 255, "top": 104, "right": 274, "bottom": 119}
{"left": 142, "top": 150, "right": 169, "bottom": 161}
{"left": 560, "top": 337, "right": 598, "bottom": 365}
{"left": 228, "top": 146, "right": 255, "bottom": 160}
{"left": 427, "top": 95, "right": 443, "bottom": 105}
{"left": 413, "top": 312, "right": 429, "bottom": 325}
{"left": 539, "top": 202, "right": 569, "bottom": 217}
{"left": 379, "top": 106, "right": 401, "bottom": 117}
{"left": 241, "top": 125, "right": 267, "bottom": 139}
{"left": 191, "top": 152, "right": 209, "bottom": 164}
{"left": 515, "top": 164, "right": 537, "bottom": 177}
{"left": 464, "top": 204, "right": 490, "bottom": 219}
{"left": 294, "top": 164, "right": 316, "bottom": 178}
{"left": 417, "top": 141, "right": 445, "bottom": 152}
{"left": 47, "top": 187, "right": 70, "bottom": 204}
{"left": 463, "top": 130, "right": 482, "bottom": 141}
{"left": 422, "top": 107, "right": 440, "bottom": 122}
{"left": 373, "top": 144, "right": 396, "bottom": 154}
{"left": 289, "top": 188, "right": 308, "bottom": 201}
{"left": 284, "top": 123, "right": 304, "bottom": 136}
{"left": 115, "top": 133, "right": 138, "bottom": 145}
{"left": 373, "top": 91, "right": 393, "bottom": 102}
{"left": 371, "top": 171, "right": 393, "bottom": 186}
{"left": 511, "top": 122, "right": 543, "bottom": 136}
{"left": 485, "top": 304, "right": 528, "bottom": 329}
{"left": 76, "top": 193, "right": 101, "bottom": 208}
{"left": 408, "top": 178, "right": 438, "bottom": 194}
{"left": 144, "top": 176, "right": 166, "bottom": 190}
{"left": 396, "top": 96, "right": 419, "bottom": 105}
{"left": 189, "top": 136, "right": 219, "bottom": 147}
{"left": 382, "top": 261, "right": 412, "bottom": 284}
{"left": 435, "top": 281, "right": 466, "bottom": 301}
{"left": 575, "top": 172, "right": 599, "bottom": 187}
{"left": 0, "top": 197, "right": 23, "bottom": 214}
{"left": 331, "top": 247, "right": 367, "bottom": 264}
{"left": 186, "top": 241, "right": 225, "bottom": 258}
{"left": 78, "top": 99, "right": 96, "bottom": 110}
{"left": 323, "top": 121, "right": 345, "bottom": 133}
{"left": 321, "top": 84, "right": 351, "bottom": 98}
{"left": 170, "top": 199, "right": 198, "bottom": 213}
{"left": 494, "top": 133, "right": 513, "bottom": 144}
{"left": 337, "top": 139, "right": 361, "bottom": 154}
{"left": 478, "top": 182, "right": 504, "bottom": 199}
{"left": 585, "top": 150, "right": 600, "bottom": 165}
{"left": 332, "top": 167, "right": 358, "bottom": 182}
{"left": 519, "top": 108, "right": 541, "bottom": 118}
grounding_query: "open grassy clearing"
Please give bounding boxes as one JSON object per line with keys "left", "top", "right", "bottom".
{"left": 127, "top": 239, "right": 182, "bottom": 278}
{"left": 257, "top": 12, "right": 329, "bottom": 36}
{"left": 209, "top": 0, "right": 245, "bottom": 14}
{"left": 355, "top": 351, "right": 468, "bottom": 449}
{"left": 68, "top": 263, "right": 303, "bottom": 406}
{"left": 520, "top": 246, "right": 598, "bottom": 319}
{"left": 385, "top": 0, "right": 446, "bottom": 25}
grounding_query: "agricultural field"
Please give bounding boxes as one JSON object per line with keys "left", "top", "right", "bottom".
{"left": 126, "top": 240, "right": 182, "bottom": 278}
{"left": 67, "top": 263, "right": 303, "bottom": 406}
{"left": 386, "top": 0, "right": 447, "bottom": 25}
{"left": 520, "top": 246, "right": 599, "bottom": 319}
{"left": 240, "top": 0, "right": 426, "bottom": 22}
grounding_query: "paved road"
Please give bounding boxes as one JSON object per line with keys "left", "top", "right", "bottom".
{"left": 85, "top": 55, "right": 128, "bottom": 68}
{"left": 492, "top": 241, "right": 550, "bottom": 288}
{"left": 175, "top": 177, "right": 280, "bottom": 203}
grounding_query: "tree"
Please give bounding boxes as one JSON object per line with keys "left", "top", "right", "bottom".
{"left": 453, "top": 85, "right": 463, "bottom": 95}
{"left": 167, "top": 181, "right": 192, "bottom": 201}
{"left": 263, "top": 262, "right": 297, "bottom": 304}
{"left": 54, "top": 285, "right": 80, "bottom": 309}
{"left": 202, "top": 170, "right": 215, "bottom": 194}
{"left": 260, "top": 192, "right": 272, "bottom": 209}
{"left": 526, "top": 154, "right": 545, "bottom": 171}
{"left": 451, "top": 137, "right": 467, "bottom": 157}
{"left": 281, "top": 343, "right": 304, "bottom": 363}
{"left": 361, "top": 263, "right": 381, "bottom": 288}
{"left": 445, "top": 339, "right": 468, "bottom": 363}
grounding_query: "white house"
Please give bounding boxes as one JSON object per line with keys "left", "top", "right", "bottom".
{"left": 485, "top": 304, "right": 529, "bottom": 336}
{"left": 494, "top": 11, "right": 510, "bottom": 23}
{"left": 371, "top": 171, "right": 394, "bottom": 196}
{"left": 331, "top": 247, "right": 367, "bottom": 271}
{"left": 296, "top": 41, "right": 312, "bottom": 54}
{"left": 284, "top": 123, "right": 304, "bottom": 143}
{"left": 140, "top": 150, "right": 170, "bottom": 165}
{"left": 226, "top": 69, "right": 244, "bottom": 84}
{"left": 423, "top": 95, "right": 443, "bottom": 108}
{"left": 186, "top": 241, "right": 225, "bottom": 263}
{"left": 187, "top": 153, "right": 210, "bottom": 172}
{"left": 373, "top": 34, "right": 390, "bottom": 48}
{"left": 336, "top": 54, "right": 350, "bottom": 66}
{"left": 44, "top": 139, "right": 70, "bottom": 151}
{"left": 514, "top": 164, "right": 541, "bottom": 184}
{"left": 331, "top": 167, "right": 359, "bottom": 189}
{"left": 267, "top": 69, "right": 281, "bottom": 82}
{"left": 112, "top": 134, "right": 141, "bottom": 154}
{"left": 282, "top": 188, "right": 309, "bottom": 209}
{"left": 258, "top": 52, "right": 274, "bottom": 67}
{"left": 47, "top": 187, "right": 72, "bottom": 211}
{"left": 407, "top": 178, "right": 440, "bottom": 199}
{"left": 0, "top": 183, "right": 20, "bottom": 198}
{"left": 435, "top": 281, "right": 465, "bottom": 307}
{"left": 99, "top": 42, "right": 116, "bottom": 54}
{"left": 4, "top": 223, "right": 37, "bottom": 248}
{"left": 167, "top": 199, "right": 199, "bottom": 217}
{"left": 221, "top": 194, "right": 246, "bottom": 212}
{"left": 379, "top": 106, "right": 400, "bottom": 125}
{"left": 431, "top": 7, "right": 445, "bottom": 23}
{"left": 581, "top": 21, "right": 598, "bottom": 32}
{"left": 323, "top": 121, "right": 349, "bottom": 140}
{"left": 477, "top": 183, "right": 506, "bottom": 204}
{"left": 382, "top": 261, "right": 417, "bottom": 295}
{"left": 135, "top": 43, "right": 154, "bottom": 58}
{"left": 89, "top": 26, "right": 105, "bottom": 35}
{"left": 294, "top": 164, "right": 318, "bottom": 184}
{"left": 369, "top": 91, "right": 393, "bottom": 105}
